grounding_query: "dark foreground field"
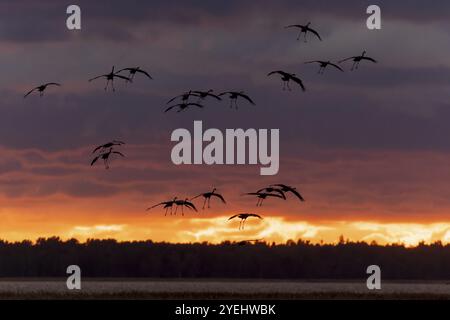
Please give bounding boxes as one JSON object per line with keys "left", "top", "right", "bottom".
{"left": 0, "top": 280, "right": 448, "bottom": 300}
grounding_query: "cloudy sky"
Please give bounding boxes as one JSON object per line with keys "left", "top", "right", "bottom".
{"left": 0, "top": 0, "right": 449, "bottom": 245}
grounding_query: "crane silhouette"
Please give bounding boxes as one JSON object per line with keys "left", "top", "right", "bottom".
{"left": 270, "top": 184, "right": 305, "bottom": 202}
{"left": 228, "top": 213, "right": 263, "bottom": 230}
{"left": 191, "top": 188, "right": 226, "bottom": 209}
{"left": 244, "top": 192, "right": 285, "bottom": 206}
{"left": 90, "top": 148, "right": 125, "bottom": 169}
{"left": 173, "top": 198, "right": 197, "bottom": 216}
{"left": 92, "top": 140, "right": 125, "bottom": 153}
{"left": 305, "top": 60, "right": 344, "bottom": 74}
{"left": 267, "top": 71, "right": 305, "bottom": 91}
{"left": 167, "top": 91, "right": 200, "bottom": 104}
{"left": 146, "top": 197, "right": 178, "bottom": 216}
{"left": 116, "top": 67, "right": 152, "bottom": 82}
{"left": 339, "top": 51, "right": 377, "bottom": 71}
{"left": 219, "top": 91, "right": 255, "bottom": 109}
{"left": 257, "top": 187, "right": 286, "bottom": 199}
{"left": 89, "top": 66, "right": 131, "bottom": 91}
{"left": 193, "top": 90, "right": 222, "bottom": 102}
{"left": 285, "top": 23, "right": 322, "bottom": 42}
{"left": 164, "top": 102, "right": 203, "bottom": 113}
{"left": 24, "top": 83, "right": 61, "bottom": 98}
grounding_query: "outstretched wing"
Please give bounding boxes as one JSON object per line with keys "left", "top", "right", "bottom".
{"left": 167, "top": 95, "right": 182, "bottom": 104}
{"left": 115, "top": 68, "right": 132, "bottom": 74}
{"left": 361, "top": 57, "right": 377, "bottom": 63}
{"left": 290, "top": 76, "right": 306, "bottom": 91}
{"left": 92, "top": 145, "right": 104, "bottom": 153}
{"left": 206, "top": 93, "right": 222, "bottom": 100}
{"left": 114, "top": 74, "right": 131, "bottom": 81}
{"left": 218, "top": 92, "right": 231, "bottom": 97}
{"left": 184, "top": 201, "right": 197, "bottom": 212}
{"left": 90, "top": 156, "right": 100, "bottom": 166}
{"left": 164, "top": 105, "right": 178, "bottom": 113}
{"left": 112, "top": 151, "right": 125, "bottom": 157}
{"left": 146, "top": 202, "right": 164, "bottom": 211}
{"left": 23, "top": 87, "right": 38, "bottom": 98}
{"left": 211, "top": 193, "right": 226, "bottom": 203}
{"left": 267, "top": 70, "right": 284, "bottom": 77}
{"left": 136, "top": 69, "right": 153, "bottom": 79}
{"left": 328, "top": 62, "right": 344, "bottom": 72}
{"left": 284, "top": 24, "right": 301, "bottom": 29}
{"left": 289, "top": 189, "right": 305, "bottom": 201}
{"left": 338, "top": 56, "right": 356, "bottom": 63}
{"left": 307, "top": 27, "right": 322, "bottom": 40}
{"left": 249, "top": 214, "right": 263, "bottom": 219}
{"left": 237, "top": 93, "right": 255, "bottom": 105}
{"left": 186, "top": 103, "right": 203, "bottom": 108}
{"left": 266, "top": 193, "right": 284, "bottom": 199}
{"left": 228, "top": 214, "right": 240, "bottom": 220}
{"left": 304, "top": 61, "right": 321, "bottom": 65}
{"left": 190, "top": 193, "right": 204, "bottom": 201}
{"left": 44, "top": 82, "right": 61, "bottom": 87}
{"left": 89, "top": 75, "right": 106, "bottom": 82}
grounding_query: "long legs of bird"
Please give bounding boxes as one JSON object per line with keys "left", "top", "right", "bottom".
{"left": 174, "top": 204, "right": 184, "bottom": 216}
{"left": 228, "top": 98, "right": 238, "bottom": 109}
{"left": 103, "top": 158, "right": 110, "bottom": 169}
{"left": 282, "top": 80, "right": 291, "bottom": 91}
{"left": 201, "top": 197, "right": 211, "bottom": 210}
{"left": 256, "top": 198, "right": 265, "bottom": 207}
{"left": 318, "top": 67, "right": 325, "bottom": 75}
{"left": 297, "top": 31, "right": 307, "bottom": 43}
{"left": 238, "top": 218, "right": 248, "bottom": 230}
{"left": 351, "top": 61, "right": 359, "bottom": 71}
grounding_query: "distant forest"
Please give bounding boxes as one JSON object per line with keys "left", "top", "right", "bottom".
{"left": 0, "top": 237, "right": 449, "bottom": 279}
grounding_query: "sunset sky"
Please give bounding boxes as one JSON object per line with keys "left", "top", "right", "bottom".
{"left": 0, "top": 1, "right": 449, "bottom": 246}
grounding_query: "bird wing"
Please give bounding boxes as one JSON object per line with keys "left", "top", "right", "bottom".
{"left": 211, "top": 193, "right": 226, "bottom": 203}
{"left": 136, "top": 69, "right": 153, "bottom": 79}
{"left": 190, "top": 194, "right": 204, "bottom": 200}
{"left": 115, "top": 68, "right": 131, "bottom": 73}
{"left": 304, "top": 61, "right": 321, "bottom": 65}
{"left": 289, "top": 189, "right": 305, "bottom": 201}
{"left": 237, "top": 93, "right": 255, "bottom": 105}
{"left": 88, "top": 75, "right": 106, "bottom": 82}
{"left": 44, "top": 82, "right": 61, "bottom": 87}
{"left": 184, "top": 201, "right": 197, "bottom": 211}
{"left": 328, "top": 62, "right": 344, "bottom": 72}
{"left": 164, "top": 105, "right": 178, "bottom": 113}
{"left": 207, "top": 93, "right": 222, "bottom": 100}
{"left": 307, "top": 27, "right": 322, "bottom": 40}
{"left": 166, "top": 95, "right": 182, "bottom": 104}
{"left": 218, "top": 92, "right": 231, "bottom": 97}
{"left": 228, "top": 214, "right": 240, "bottom": 220}
{"left": 92, "top": 145, "right": 103, "bottom": 153}
{"left": 267, "top": 70, "right": 284, "bottom": 77}
{"left": 187, "top": 103, "right": 203, "bottom": 108}
{"left": 290, "top": 76, "right": 306, "bottom": 91}
{"left": 90, "top": 156, "right": 100, "bottom": 166}
{"left": 284, "top": 24, "right": 301, "bottom": 29}
{"left": 114, "top": 74, "right": 132, "bottom": 81}
{"left": 112, "top": 151, "right": 125, "bottom": 157}
{"left": 266, "top": 193, "right": 284, "bottom": 199}
{"left": 270, "top": 189, "right": 286, "bottom": 199}
{"left": 361, "top": 57, "right": 377, "bottom": 63}
{"left": 338, "top": 57, "right": 356, "bottom": 63}
{"left": 146, "top": 202, "right": 164, "bottom": 211}
{"left": 23, "top": 87, "right": 38, "bottom": 98}
{"left": 249, "top": 214, "right": 263, "bottom": 219}
{"left": 245, "top": 192, "right": 260, "bottom": 196}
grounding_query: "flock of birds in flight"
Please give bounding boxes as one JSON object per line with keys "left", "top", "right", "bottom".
{"left": 22, "top": 22, "right": 377, "bottom": 240}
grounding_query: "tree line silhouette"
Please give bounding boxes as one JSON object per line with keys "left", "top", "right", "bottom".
{"left": 0, "top": 237, "right": 448, "bottom": 279}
